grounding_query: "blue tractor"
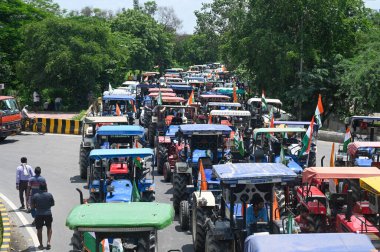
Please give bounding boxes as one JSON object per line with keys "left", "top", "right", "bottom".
{"left": 102, "top": 94, "right": 136, "bottom": 125}
{"left": 171, "top": 124, "right": 232, "bottom": 215}
{"left": 86, "top": 148, "right": 155, "bottom": 203}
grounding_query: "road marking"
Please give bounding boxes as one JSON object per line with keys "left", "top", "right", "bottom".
{"left": 0, "top": 193, "right": 42, "bottom": 251}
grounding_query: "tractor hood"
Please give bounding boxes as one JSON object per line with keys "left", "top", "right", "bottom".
{"left": 274, "top": 155, "right": 303, "bottom": 174}
{"left": 355, "top": 158, "right": 373, "bottom": 167}
{"left": 106, "top": 179, "right": 132, "bottom": 203}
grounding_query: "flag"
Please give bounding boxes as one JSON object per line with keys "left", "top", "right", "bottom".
{"left": 198, "top": 159, "right": 207, "bottom": 191}
{"left": 329, "top": 143, "right": 338, "bottom": 187}
{"left": 234, "top": 129, "right": 240, "bottom": 148}
{"left": 273, "top": 192, "right": 280, "bottom": 221}
{"left": 187, "top": 90, "right": 194, "bottom": 106}
{"left": 108, "top": 83, "right": 113, "bottom": 93}
{"left": 132, "top": 180, "right": 141, "bottom": 202}
{"left": 343, "top": 127, "right": 352, "bottom": 152}
{"left": 102, "top": 239, "right": 110, "bottom": 252}
{"left": 315, "top": 94, "right": 324, "bottom": 129}
{"left": 261, "top": 90, "right": 268, "bottom": 111}
{"left": 269, "top": 107, "right": 275, "bottom": 131}
{"left": 115, "top": 103, "right": 121, "bottom": 116}
{"left": 208, "top": 115, "right": 212, "bottom": 124}
{"left": 280, "top": 145, "right": 286, "bottom": 165}
{"left": 135, "top": 139, "right": 139, "bottom": 148}
{"left": 299, "top": 116, "right": 315, "bottom": 156}
{"left": 134, "top": 157, "right": 142, "bottom": 168}
{"left": 330, "top": 142, "right": 335, "bottom": 167}
{"left": 157, "top": 91, "right": 163, "bottom": 105}
{"left": 238, "top": 133, "right": 245, "bottom": 156}
{"left": 131, "top": 100, "right": 137, "bottom": 113}
{"left": 233, "top": 82, "right": 237, "bottom": 102}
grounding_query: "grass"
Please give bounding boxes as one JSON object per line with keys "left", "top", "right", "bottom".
{"left": 71, "top": 110, "right": 87, "bottom": 120}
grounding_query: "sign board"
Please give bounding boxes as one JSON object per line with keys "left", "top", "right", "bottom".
{"left": 0, "top": 83, "right": 4, "bottom": 90}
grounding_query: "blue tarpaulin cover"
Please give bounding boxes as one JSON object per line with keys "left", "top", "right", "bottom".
{"left": 179, "top": 124, "right": 232, "bottom": 135}
{"left": 102, "top": 94, "right": 135, "bottom": 101}
{"left": 168, "top": 84, "right": 193, "bottom": 91}
{"left": 106, "top": 179, "right": 132, "bottom": 203}
{"left": 244, "top": 233, "right": 375, "bottom": 252}
{"left": 213, "top": 163, "right": 297, "bottom": 184}
{"left": 90, "top": 148, "right": 154, "bottom": 160}
{"left": 166, "top": 125, "right": 180, "bottom": 137}
{"left": 96, "top": 125, "right": 144, "bottom": 136}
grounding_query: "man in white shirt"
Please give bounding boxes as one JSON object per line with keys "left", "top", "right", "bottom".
{"left": 16, "top": 157, "right": 35, "bottom": 210}
{"left": 33, "top": 91, "right": 40, "bottom": 111}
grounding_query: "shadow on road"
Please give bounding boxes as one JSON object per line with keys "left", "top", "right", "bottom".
{"left": 0, "top": 138, "right": 19, "bottom": 144}
{"left": 70, "top": 175, "right": 85, "bottom": 183}
{"left": 181, "top": 244, "right": 194, "bottom": 252}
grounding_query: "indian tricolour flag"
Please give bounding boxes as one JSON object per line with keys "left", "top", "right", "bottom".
{"left": 343, "top": 127, "right": 352, "bottom": 152}
{"left": 186, "top": 90, "right": 194, "bottom": 106}
{"left": 157, "top": 90, "right": 163, "bottom": 105}
{"left": 299, "top": 116, "right": 315, "bottom": 156}
{"left": 315, "top": 94, "right": 324, "bottom": 129}
{"left": 261, "top": 90, "right": 268, "bottom": 111}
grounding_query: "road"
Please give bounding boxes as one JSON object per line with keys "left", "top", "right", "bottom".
{"left": 0, "top": 133, "right": 335, "bottom": 251}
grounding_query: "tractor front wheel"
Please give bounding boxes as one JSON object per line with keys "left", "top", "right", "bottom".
{"left": 148, "top": 124, "right": 155, "bottom": 148}
{"left": 71, "top": 231, "right": 83, "bottom": 251}
{"left": 137, "top": 230, "right": 157, "bottom": 252}
{"left": 79, "top": 146, "right": 90, "bottom": 179}
{"left": 156, "top": 145, "right": 167, "bottom": 175}
{"left": 163, "top": 162, "right": 172, "bottom": 182}
{"left": 205, "top": 229, "right": 233, "bottom": 252}
{"left": 173, "top": 173, "right": 188, "bottom": 213}
{"left": 179, "top": 200, "right": 190, "bottom": 231}
{"left": 192, "top": 202, "right": 209, "bottom": 252}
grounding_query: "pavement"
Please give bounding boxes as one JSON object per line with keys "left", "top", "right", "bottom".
{"left": 28, "top": 112, "right": 79, "bottom": 120}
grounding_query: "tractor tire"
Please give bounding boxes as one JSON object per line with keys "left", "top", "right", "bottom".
{"left": 192, "top": 204, "right": 209, "bottom": 252}
{"left": 309, "top": 215, "right": 325, "bottom": 233}
{"left": 173, "top": 173, "right": 188, "bottom": 213}
{"left": 308, "top": 152, "right": 316, "bottom": 167}
{"left": 0, "top": 137, "right": 6, "bottom": 142}
{"left": 137, "top": 230, "right": 157, "bottom": 252}
{"left": 148, "top": 124, "right": 155, "bottom": 148}
{"left": 142, "top": 191, "right": 155, "bottom": 202}
{"left": 179, "top": 200, "right": 190, "bottom": 231}
{"left": 163, "top": 162, "right": 172, "bottom": 182}
{"left": 71, "top": 231, "right": 83, "bottom": 251}
{"left": 205, "top": 228, "right": 233, "bottom": 252}
{"left": 274, "top": 188, "right": 286, "bottom": 218}
{"left": 156, "top": 145, "right": 167, "bottom": 175}
{"left": 79, "top": 147, "right": 90, "bottom": 179}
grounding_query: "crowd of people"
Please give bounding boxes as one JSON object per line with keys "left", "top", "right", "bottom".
{"left": 16, "top": 157, "right": 54, "bottom": 250}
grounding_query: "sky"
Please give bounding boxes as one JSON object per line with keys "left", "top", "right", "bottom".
{"left": 54, "top": 0, "right": 380, "bottom": 34}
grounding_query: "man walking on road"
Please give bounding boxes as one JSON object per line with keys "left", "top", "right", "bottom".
{"left": 28, "top": 167, "right": 47, "bottom": 223}
{"left": 31, "top": 184, "right": 54, "bottom": 250}
{"left": 16, "top": 157, "right": 34, "bottom": 210}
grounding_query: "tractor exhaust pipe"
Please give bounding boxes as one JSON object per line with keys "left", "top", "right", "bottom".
{"left": 321, "top": 156, "right": 325, "bottom": 167}
{"left": 345, "top": 190, "right": 353, "bottom": 222}
{"left": 76, "top": 188, "right": 84, "bottom": 204}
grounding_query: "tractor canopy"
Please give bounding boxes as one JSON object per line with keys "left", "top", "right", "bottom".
{"left": 212, "top": 87, "right": 246, "bottom": 95}
{"left": 206, "top": 102, "right": 242, "bottom": 108}
{"left": 244, "top": 233, "right": 375, "bottom": 252}
{"left": 83, "top": 116, "right": 129, "bottom": 124}
{"left": 168, "top": 84, "right": 193, "bottom": 91}
{"left": 213, "top": 163, "right": 297, "bottom": 185}
{"left": 209, "top": 110, "right": 251, "bottom": 117}
{"left": 89, "top": 148, "right": 154, "bottom": 160}
{"left": 178, "top": 124, "right": 232, "bottom": 136}
{"left": 273, "top": 121, "right": 317, "bottom": 128}
{"left": 360, "top": 176, "right": 380, "bottom": 195}
{"left": 253, "top": 127, "right": 305, "bottom": 140}
{"left": 302, "top": 166, "right": 380, "bottom": 183}
{"left": 347, "top": 142, "right": 380, "bottom": 157}
{"left": 148, "top": 92, "right": 176, "bottom": 97}
{"left": 66, "top": 202, "right": 174, "bottom": 231}
{"left": 200, "top": 94, "right": 230, "bottom": 100}
{"left": 102, "top": 94, "right": 135, "bottom": 101}
{"left": 96, "top": 125, "right": 144, "bottom": 137}
{"left": 165, "top": 125, "right": 180, "bottom": 138}
{"left": 247, "top": 98, "right": 282, "bottom": 106}
{"left": 161, "top": 97, "right": 186, "bottom": 103}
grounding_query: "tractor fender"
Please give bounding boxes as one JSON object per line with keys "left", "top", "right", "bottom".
{"left": 192, "top": 191, "right": 215, "bottom": 207}
{"left": 175, "top": 162, "right": 191, "bottom": 174}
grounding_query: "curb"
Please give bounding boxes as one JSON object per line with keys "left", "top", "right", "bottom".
{"left": 34, "top": 118, "right": 82, "bottom": 135}
{"left": 0, "top": 200, "right": 10, "bottom": 252}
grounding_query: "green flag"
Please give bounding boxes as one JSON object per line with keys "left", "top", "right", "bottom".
{"left": 157, "top": 91, "right": 163, "bottom": 105}
{"left": 134, "top": 157, "right": 142, "bottom": 169}
{"left": 132, "top": 180, "right": 141, "bottom": 202}
{"left": 261, "top": 90, "right": 268, "bottom": 111}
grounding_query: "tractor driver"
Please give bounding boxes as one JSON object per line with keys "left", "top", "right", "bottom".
{"left": 246, "top": 195, "right": 268, "bottom": 234}
{"left": 295, "top": 205, "right": 315, "bottom": 233}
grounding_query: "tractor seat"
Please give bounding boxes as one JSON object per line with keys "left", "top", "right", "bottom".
{"left": 110, "top": 163, "right": 129, "bottom": 176}
{"left": 198, "top": 157, "right": 212, "bottom": 169}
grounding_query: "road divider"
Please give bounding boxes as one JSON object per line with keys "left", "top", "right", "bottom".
{"left": 0, "top": 200, "right": 10, "bottom": 252}
{"left": 33, "top": 118, "right": 82, "bottom": 135}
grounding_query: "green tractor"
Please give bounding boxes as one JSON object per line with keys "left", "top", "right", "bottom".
{"left": 66, "top": 202, "right": 174, "bottom": 252}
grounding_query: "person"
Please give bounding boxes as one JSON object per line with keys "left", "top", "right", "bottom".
{"left": 295, "top": 206, "right": 315, "bottom": 233}
{"left": 33, "top": 90, "right": 40, "bottom": 111}
{"left": 171, "top": 112, "right": 183, "bottom": 125}
{"left": 31, "top": 184, "right": 54, "bottom": 250}
{"left": 54, "top": 97, "right": 62, "bottom": 111}
{"left": 246, "top": 195, "right": 268, "bottom": 234}
{"left": 16, "top": 157, "right": 34, "bottom": 210}
{"left": 28, "top": 167, "right": 47, "bottom": 223}
{"left": 21, "top": 105, "right": 30, "bottom": 130}
{"left": 43, "top": 101, "right": 49, "bottom": 111}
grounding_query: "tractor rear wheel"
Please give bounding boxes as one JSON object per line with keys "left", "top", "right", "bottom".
{"left": 148, "top": 124, "right": 155, "bottom": 147}
{"left": 274, "top": 187, "right": 286, "bottom": 218}
{"left": 157, "top": 145, "right": 167, "bottom": 174}
{"left": 163, "top": 162, "right": 172, "bottom": 182}
{"left": 205, "top": 228, "right": 233, "bottom": 252}
{"left": 79, "top": 146, "right": 90, "bottom": 179}
{"left": 137, "top": 230, "right": 157, "bottom": 252}
{"left": 192, "top": 203, "right": 209, "bottom": 252}
{"left": 71, "top": 231, "right": 83, "bottom": 251}
{"left": 179, "top": 200, "right": 190, "bottom": 231}
{"left": 173, "top": 173, "right": 188, "bottom": 213}
{"left": 308, "top": 152, "right": 316, "bottom": 167}
{"left": 0, "top": 137, "right": 6, "bottom": 142}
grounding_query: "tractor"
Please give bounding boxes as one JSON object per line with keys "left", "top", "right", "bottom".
{"left": 349, "top": 115, "right": 380, "bottom": 142}
{"left": 66, "top": 202, "right": 173, "bottom": 252}
{"left": 295, "top": 166, "right": 380, "bottom": 235}
{"left": 86, "top": 148, "right": 155, "bottom": 203}
{"left": 79, "top": 117, "right": 130, "bottom": 179}
{"left": 171, "top": 124, "right": 232, "bottom": 214}
{"left": 102, "top": 94, "right": 137, "bottom": 125}
{"left": 346, "top": 142, "right": 380, "bottom": 167}
{"left": 200, "top": 163, "right": 297, "bottom": 252}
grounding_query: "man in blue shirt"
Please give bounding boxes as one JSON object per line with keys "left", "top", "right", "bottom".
{"left": 31, "top": 184, "right": 54, "bottom": 250}
{"left": 28, "top": 167, "right": 47, "bottom": 220}
{"left": 246, "top": 195, "right": 268, "bottom": 234}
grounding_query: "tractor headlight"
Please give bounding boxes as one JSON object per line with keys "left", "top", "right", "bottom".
{"left": 90, "top": 188, "right": 99, "bottom": 193}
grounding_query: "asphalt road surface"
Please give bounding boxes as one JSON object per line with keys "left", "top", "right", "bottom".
{"left": 0, "top": 133, "right": 335, "bottom": 251}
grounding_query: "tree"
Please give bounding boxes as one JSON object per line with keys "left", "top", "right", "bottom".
{"left": 24, "top": 0, "right": 61, "bottom": 15}
{"left": 143, "top": 1, "right": 157, "bottom": 16}
{"left": 157, "top": 6, "right": 182, "bottom": 32}
{"left": 16, "top": 17, "right": 127, "bottom": 109}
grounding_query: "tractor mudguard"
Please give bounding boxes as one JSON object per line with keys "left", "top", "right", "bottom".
{"left": 175, "top": 162, "right": 191, "bottom": 174}
{"left": 192, "top": 191, "right": 216, "bottom": 207}
{"left": 138, "top": 180, "right": 154, "bottom": 192}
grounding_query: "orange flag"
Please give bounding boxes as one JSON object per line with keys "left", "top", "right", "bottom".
{"left": 187, "top": 90, "right": 194, "bottom": 106}
{"left": 273, "top": 192, "right": 280, "bottom": 220}
{"left": 233, "top": 83, "right": 237, "bottom": 102}
{"left": 199, "top": 159, "right": 207, "bottom": 191}
{"left": 208, "top": 115, "right": 212, "bottom": 124}
{"left": 135, "top": 139, "right": 139, "bottom": 148}
{"left": 116, "top": 103, "right": 121, "bottom": 116}
{"left": 131, "top": 100, "right": 137, "bottom": 113}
